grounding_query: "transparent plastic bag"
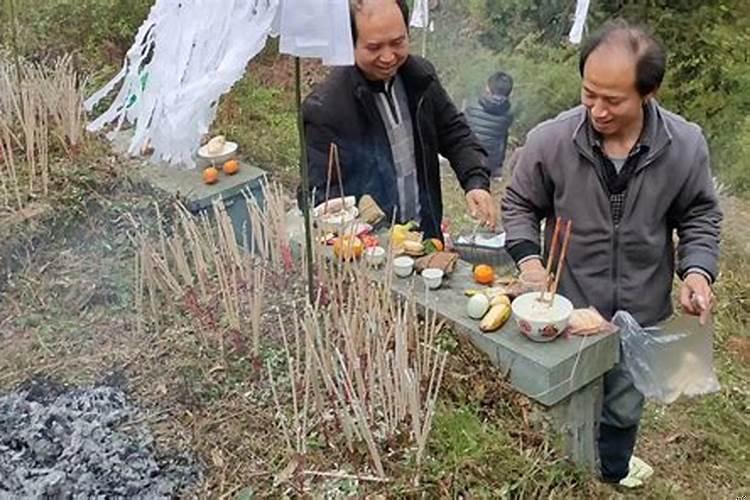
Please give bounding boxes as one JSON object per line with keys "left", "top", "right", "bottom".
{"left": 613, "top": 311, "right": 720, "bottom": 404}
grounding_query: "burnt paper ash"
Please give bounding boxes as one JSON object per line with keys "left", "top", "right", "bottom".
{"left": 0, "top": 379, "right": 198, "bottom": 499}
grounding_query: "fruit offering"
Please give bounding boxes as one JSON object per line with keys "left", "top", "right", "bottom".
{"left": 223, "top": 159, "right": 240, "bottom": 175}
{"left": 473, "top": 264, "right": 495, "bottom": 285}
{"left": 333, "top": 235, "right": 364, "bottom": 260}
{"left": 202, "top": 167, "right": 219, "bottom": 184}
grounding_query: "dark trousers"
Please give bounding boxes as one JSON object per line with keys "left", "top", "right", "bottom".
{"left": 598, "top": 357, "right": 645, "bottom": 482}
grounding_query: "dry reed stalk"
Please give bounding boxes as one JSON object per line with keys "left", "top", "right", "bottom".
{"left": 0, "top": 121, "right": 23, "bottom": 209}
{"left": 41, "top": 56, "right": 85, "bottom": 152}
{"left": 266, "top": 358, "right": 294, "bottom": 452}
{"left": 334, "top": 348, "right": 386, "bottom": 477}
{"left": 249, "top": 261, "right": 266, "bottom": 355}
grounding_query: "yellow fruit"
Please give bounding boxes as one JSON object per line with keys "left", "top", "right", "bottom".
{"left": 202, "top": 167, "right": 219, "bottom": 184}
{"left": 490, "top": 294, "right": 511, "bottom": 307}
{"left": 391, "top": 226, "right": 408, "bottom": 247}
{"left": 333, "top": 235, "right": 364, "bottom": 260}
{"left": 480, "top": 303, "right": 511, "bottom": 332}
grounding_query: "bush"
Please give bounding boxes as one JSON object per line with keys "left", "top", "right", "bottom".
{"left": 4, "top": 0, "right": 153, "bottom": 69}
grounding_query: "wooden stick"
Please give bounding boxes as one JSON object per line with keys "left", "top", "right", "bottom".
{"left": 549, "top": 220, "right": 572, "bottom": 305}
{"left": 543, "top": 216, "right": 562, "bottom": 302}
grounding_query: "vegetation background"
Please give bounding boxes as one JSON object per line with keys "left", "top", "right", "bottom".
{"left": 1, "top": 0, "right": 748, "bottom": 497}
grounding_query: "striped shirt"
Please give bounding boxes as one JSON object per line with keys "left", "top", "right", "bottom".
{"left": 372, "top": 76, "right": 420, "bottom": 222}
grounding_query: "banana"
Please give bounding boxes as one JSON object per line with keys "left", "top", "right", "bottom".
{"left": 490, "top": 294, "right": 511, "bottom": 307}
{"left": 480, "top": 303, "right": 511, "bottom": 332}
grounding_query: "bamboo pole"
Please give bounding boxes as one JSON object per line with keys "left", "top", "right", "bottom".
{"left": 294, "top": 57, "right": 315, "bottom": 304}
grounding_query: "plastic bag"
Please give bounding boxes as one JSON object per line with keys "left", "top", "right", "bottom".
{"left": 613, "top": 311, "right": 720, "bottom": 404}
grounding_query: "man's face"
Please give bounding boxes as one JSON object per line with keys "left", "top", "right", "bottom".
{"left": 353, "top": 1, "right": 409, "bottom": 81}
{"left": 581, "top": 45, "right": 652, "bottom": 138}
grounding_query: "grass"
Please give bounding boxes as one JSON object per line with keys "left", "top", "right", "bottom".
{"left": 212, "top": 71, "right": 300, "bottom": 187}
{"left": 0, "top": 16, "right": 748, "bottom": 498}
{"left": 1, "top": 153, "right": 749, "bottom": 497}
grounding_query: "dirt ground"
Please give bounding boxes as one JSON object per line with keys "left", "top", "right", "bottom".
{"left": 1, "top": 154, "right": 748, "bottom": 498}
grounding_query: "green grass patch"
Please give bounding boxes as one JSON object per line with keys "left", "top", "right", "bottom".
{"left": 213, "top": 74, "right": 299, "bottom": 185}
{"left": 423, "top": 403, "right": 584, "bottom": 498}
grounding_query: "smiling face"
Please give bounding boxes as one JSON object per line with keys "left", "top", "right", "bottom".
{"left": 581, "top": 44, "right": 652, "bottom": 138}
{"left": 353, "top": 0, "right": 409, "bottom": 81}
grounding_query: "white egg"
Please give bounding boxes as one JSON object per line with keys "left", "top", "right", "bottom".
{"left": 467, "top": 294, "right": 490, "bottom": 319}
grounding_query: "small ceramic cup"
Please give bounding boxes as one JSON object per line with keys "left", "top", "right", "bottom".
{"left": 422, "top": 268, "right": 444, "bottom": 289}
{"left": 393, "top": 256, "right": 415, "bottom": 278}
{"left": 364, "top": 246, "right": 386, "bottom": 267}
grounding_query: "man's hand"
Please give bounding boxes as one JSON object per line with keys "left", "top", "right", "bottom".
{"left": 465, "top": 189, "right": 498, "bottom": 230}
{"left": 679, "top": 273, "right": 715, "bottom": 326}
{"left": 517, "top": 258, "right": 549, "bottom": 292}
{"left": 518, "top": 257, "right": 544, "bottom": 274}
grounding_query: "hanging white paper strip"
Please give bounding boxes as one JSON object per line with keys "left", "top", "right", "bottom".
{"left": 569, "top": 0, "right": 591, "bottom": 45}
{"left": 86, "top": 0, "right": 353, "bottom": 169}
{"left": 409, "top": 0, "right": 429, "bottom": 29}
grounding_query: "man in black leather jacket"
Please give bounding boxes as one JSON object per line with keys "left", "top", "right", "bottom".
{"left": 300, "top": 0, "right": 497, "bottom": 238}
{"left": 466, "top": 72, "right": 514, "bottom": 180}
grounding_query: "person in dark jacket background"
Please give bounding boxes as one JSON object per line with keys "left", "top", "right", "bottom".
{"left": 465, "top": 72, "right": 514, "bottom": 180}
{"left": 300, "top": 0, "right": 497, "bottom": 238}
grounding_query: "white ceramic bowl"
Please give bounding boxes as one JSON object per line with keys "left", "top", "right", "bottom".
{"left": 393, "top": 256, "right": 414, "bottom": 278}
{"left": 422, "top": 268, "right": 444, "bottom": 289}
{"left": 511, "top": 291, "right": 573, "bottom": 342}
{"left": 313, "top": 196, "right": 359, "bottom": 233}
{"left": 365, "top": 246, "right": 386, "bottom": 267}
{"left": 197, "top": 141, "right": 238, "bottom": 164}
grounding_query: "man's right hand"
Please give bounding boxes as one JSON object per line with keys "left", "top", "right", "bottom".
{"left": 519, "top": 258, "right": 545, "bottom": 274}
{"left": 518, "top": 258, "right": 550, "bottom": 292}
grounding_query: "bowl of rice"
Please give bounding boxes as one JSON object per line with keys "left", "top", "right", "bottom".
{"left": 511, "top": 291, "right": 573, "bottom": 342}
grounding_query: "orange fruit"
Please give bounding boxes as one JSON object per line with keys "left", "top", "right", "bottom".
{"left": 333, "top": 235, "right": 364, "bottom": 260}
{"left": 473, "top": 264, "right": 495, "bottom": 285}
{"left": 223, "top": 159, "right": 239, "bottom": 175}
{"left": 429, "top": 238, "right": 444, "bottom": 252}
{"left": 202, "top": 167, "right": 219, "bottom": 184}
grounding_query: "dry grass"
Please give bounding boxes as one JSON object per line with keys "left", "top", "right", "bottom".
{"left": 0, "top": 55, "right": 86, "bottom": 213}
{"left": 134, "top": 180, "right": 453, "bottom": 488}
{"left": 0, "top": 139, "right": 747, "bottom": 498}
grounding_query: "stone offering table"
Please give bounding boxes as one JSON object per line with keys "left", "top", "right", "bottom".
{"left": 387, "top": 257, "right": 618, "bottom": 470}
{"left": 289, "top": 225, "right": 619, "bottom": 470}
{"left": 112, "top": 131, "right": 267, "bottom": 245}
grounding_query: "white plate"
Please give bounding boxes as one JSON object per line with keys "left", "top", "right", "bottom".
{"left": 197, "top": 141, "right": 238, "bottom": 162}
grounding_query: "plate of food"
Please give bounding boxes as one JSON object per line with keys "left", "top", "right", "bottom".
{"left": 313, "top": 196, "right": 358, "bottom": 233}
{"left": 198, "top": 135, "right": 238, "bottom": 163}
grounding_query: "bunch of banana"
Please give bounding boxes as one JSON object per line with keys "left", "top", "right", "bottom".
{"left": 479, "top": 294, "right": 512, "bottom": 332}
{"left": 390, "top": 221, "right": 420, "bottom": 247}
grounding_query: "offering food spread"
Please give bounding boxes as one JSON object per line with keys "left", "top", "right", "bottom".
{"left": 309, "top": 179, "right": 609, "bottom": 342}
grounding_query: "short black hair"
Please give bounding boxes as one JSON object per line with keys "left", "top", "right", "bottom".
{"left": 350, "top": 0, "right": 410, "bottom": 45}
{"left": 488, "top": 71, "right": 513, "bottom": 96}
{"left": 579, "top": 18, "right": 666, "bottom": 96}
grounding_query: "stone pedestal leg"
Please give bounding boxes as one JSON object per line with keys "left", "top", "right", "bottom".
{"left": 545, "top": 377, "right": 604, "bottom": 471}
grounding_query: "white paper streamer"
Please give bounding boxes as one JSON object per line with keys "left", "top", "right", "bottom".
{"left": 568, "top": 0, "right": 591, "bottom": 45}
{"left": 277, "top": 0, "right": 353, "bottom": 65}
{"left": 86, "top": 0, "right": 354, "bottom": 169}
{"left": 409, "top": 0, "right": 429, "bottom": 29}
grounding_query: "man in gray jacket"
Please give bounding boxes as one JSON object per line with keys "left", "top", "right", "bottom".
{"left": 502, "top": 20, "right": 721, "bottom": 487}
